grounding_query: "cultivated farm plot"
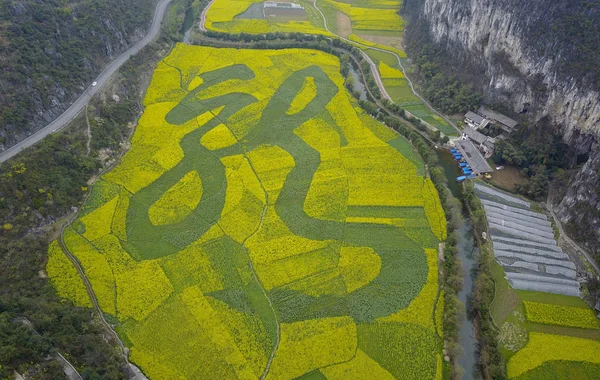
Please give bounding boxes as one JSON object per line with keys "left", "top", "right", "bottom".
{"left": 48, "top": 45, "right": 447, "bottom": 379}
{"left": 364, "top": 50, "right": 457, "bottom": 136}
{"left": 480, "top": 183, "right": 600, "bottom": 379}
{"left": 203, "top": 0, "right": 457, "bottom": 137}
{"left": 207, "top": 0, "right": 329, "bottom": 35}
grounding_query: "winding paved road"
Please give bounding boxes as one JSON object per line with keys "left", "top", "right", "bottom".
{"left": 0, "top": 0, "right": 174, "bottom": 164}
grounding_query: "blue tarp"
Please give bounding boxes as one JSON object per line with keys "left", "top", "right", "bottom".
{"left": 456, "top": 176, "right": 467, "bottom": 182}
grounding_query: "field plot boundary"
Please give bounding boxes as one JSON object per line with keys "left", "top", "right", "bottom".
{"left": 48, "top": 46, "right": 447, "bottom": 380}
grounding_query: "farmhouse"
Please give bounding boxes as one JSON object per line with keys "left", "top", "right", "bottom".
{"left": 464, "top": 111, "right": 489, "bottom": 129}
{"left": 477, "top": 106, "right": 518, "bottom": 134}
{"left": 462, "top": 126, "right": 496, "bottom": 158}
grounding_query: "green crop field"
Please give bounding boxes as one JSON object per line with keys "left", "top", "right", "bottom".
{"left": 48, "top": 45, "right": 447, "bottom": 379}
{"left": 363, "top": 49, "right": 457, "bottom": 136}
{"left": 491, "top": 258, "right": 600, "bottom": 379}
{"left": 200, "top": 0, "right": 458, "bottom": 137}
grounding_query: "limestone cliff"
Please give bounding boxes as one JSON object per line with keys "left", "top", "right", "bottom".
{"left": 403, "top": 0, "right": 600, "bottom": 254}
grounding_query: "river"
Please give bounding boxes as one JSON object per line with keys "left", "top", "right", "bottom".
{"left": 182, "top": 7, "right": 195, "bottom": 44}
{"left": 437, "top": 149, "right": 479, "bottom": 379}
{"left": 348, "top": 66, "right": 367, "bottom": 101}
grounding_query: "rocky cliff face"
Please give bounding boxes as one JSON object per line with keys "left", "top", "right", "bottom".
{"left": 555, "top": 147, "right": 600, "bottom": 252}
{"left": 404, "top": 0, "right": 600, "bottom": 254}
{"left": 405, "top": 0, "right": 600, "bottom": 145}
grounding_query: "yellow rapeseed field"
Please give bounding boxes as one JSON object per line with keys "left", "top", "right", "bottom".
{"left": 46, "top": 241, "right": 92, "bottom": 308}
{"left": 507, "top": 333, "right": 600, "bottom": 378}
{"left": 49, "top": 45, "right": 446, "bottom": 379}
{"left": 523, "top": 301, "right": 600, "bottom": 329}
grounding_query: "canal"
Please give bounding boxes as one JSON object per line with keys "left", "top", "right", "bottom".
{"left": 182, "top": 7, "right": 195, "bottom": 44}
{"left": 437, "top": 149, "right": 479, "bottom": 379}
{"left": 348, "top": 65, "right": 367, "bottom": 101}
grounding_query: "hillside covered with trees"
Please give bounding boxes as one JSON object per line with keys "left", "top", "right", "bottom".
{"left": 0, "top": 0, "right": 155, "bottom": 151}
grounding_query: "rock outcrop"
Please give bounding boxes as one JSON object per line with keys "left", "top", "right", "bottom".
{"left": 404, "top": 0, "right": 600, "bottom": 254}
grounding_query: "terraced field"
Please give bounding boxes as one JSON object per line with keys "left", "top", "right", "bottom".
{"left": 48, "top": 45, "right": 447, "bottom": 379}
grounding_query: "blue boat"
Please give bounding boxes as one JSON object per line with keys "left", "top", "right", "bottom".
{"left": 456, "top": 175, "right": 467, "bottom": 182}
{"left": 467, "top": 174, "right": 477, "bottom": 179}
{"left": 450, "top": 148, "right": 458, "bottom": 153}
{"left": 462, "top": 169, "right": 472, "bottom": 174}
{"left": 453, "top": 155, "right": 463, "bottom": 160}
{"left": 459, "top": 163, "right": 468, "bottom": 167}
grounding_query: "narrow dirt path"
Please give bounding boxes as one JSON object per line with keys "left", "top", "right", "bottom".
{"left": 85, "top": 104, "right": 92, "bottom": 155}
{"left": 199, "top": 0, "right": 217, "bottom": 32}
{"left": 57, "top": 233, "right": 128, "bottom": 359}
{"left": 15, "top": 317, "right": 84, "bottom": 380}
{"left": 311, "top": 0, "right": 460, "bottom": 135}
{"left": 238, "top": 156, "right": 280, "bottom": 380}
{"left": 56, "top": 114, "right": 148, "bottom": 378}
{"left": 243, "top": 203, "right": 281, "bottom": 380}
{"left": 360, "top": 51, "right": 392, "bottom": 101}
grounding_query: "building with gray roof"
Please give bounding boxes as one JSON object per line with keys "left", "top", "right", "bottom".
{"left": 464, "top": 111, "right": 489, "bottom": 129}
{"left": 478, "top": 106, "right": 518, "bottom": 133}
{"left": 462, "top": 126, "right": 495, "bottom": 158}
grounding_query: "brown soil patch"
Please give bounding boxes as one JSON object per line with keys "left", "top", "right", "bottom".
{"left": 336, "top": 11, "right": 352, "bottom": 37}
{"left": 357, "top": 33, "right": 404, "bottom": 51}
{"left": 489, "top": 165, "right": 528, "bottom": 192}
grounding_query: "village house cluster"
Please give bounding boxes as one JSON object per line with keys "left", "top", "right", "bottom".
{"left": 453, "top": 107, "right": 518, "bottom": 177}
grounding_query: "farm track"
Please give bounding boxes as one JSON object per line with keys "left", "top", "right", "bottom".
{"left": 242, "top": 202, "right": 280, "bottom": 380}
{"left": 58, "top": 209, "right": 150, "bottom": 380}
{"left": 55, "top": 95, "right": 147, "bottom": 377}
{"left": 58, "top": 225, "right": 128, "bottom": 359}
{"left": 310, "top": 0, "right": 460, "bottom": 136}
{"left": 342, "top": 50, "right": 437, "bottom": 146}
{"left": 199, "top": 0, "right": 217, "bottom": 32}
{"left": 46, "top": 3, "right": 444, "bottom": 376}
{"left": 218, "top": 116, "right": 282, "bottom": 379}
{"left": 14, "top": 317, "right": 84, "bottom": 380}
{"left": 0, "top": 0, "right": 174, "bottom": 164}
